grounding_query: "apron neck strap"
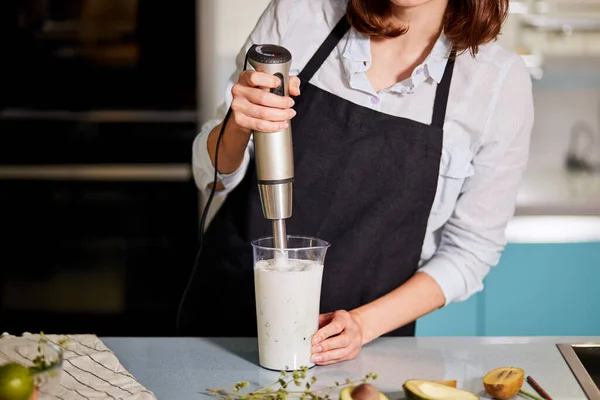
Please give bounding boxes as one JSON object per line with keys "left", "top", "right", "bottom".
{"left": 430, "top": 49, "right": 456, "bottom": 129}
{"left": 298, "top": 15, "right": 456, "bottom": 130}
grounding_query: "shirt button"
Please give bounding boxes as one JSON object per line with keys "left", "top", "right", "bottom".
{"left": 371, "top": 96, "right": 380, "bottom": 105}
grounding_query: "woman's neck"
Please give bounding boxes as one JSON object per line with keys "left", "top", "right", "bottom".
{"left": 365, "top": 0, "right": 449, "bottom": 92}
{"left": 385, "top": 0, "right": 448, "bottom": 54}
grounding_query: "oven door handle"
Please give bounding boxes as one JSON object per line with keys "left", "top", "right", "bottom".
{"left": 0, "top": 165, "right": 192, "bottom": 181}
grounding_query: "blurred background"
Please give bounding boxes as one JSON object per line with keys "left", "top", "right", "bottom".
{"left": 0, "top": 0, "right": 598, "bottom": 337}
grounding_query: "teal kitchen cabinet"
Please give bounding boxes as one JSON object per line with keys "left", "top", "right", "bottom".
{"left": 483, "top": 241, "right": 600, "bottom": 336}
{"left": 416, "top": 241, "right": 600, "bottom": 337}
{"left": 416, "top": 292, "right": 482, "bottom": 336}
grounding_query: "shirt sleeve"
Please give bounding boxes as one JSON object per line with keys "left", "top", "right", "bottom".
{"left": 419, "top": 55, "right": 535, "bottom": 305}
{"left": 192, "top": 0, "right": 297, "bottom": 195}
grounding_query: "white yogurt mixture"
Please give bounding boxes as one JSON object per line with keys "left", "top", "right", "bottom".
{"left": 254, "top": 257, "right": 324, "bottom": 371}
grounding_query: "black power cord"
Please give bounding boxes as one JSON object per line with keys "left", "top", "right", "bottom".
{"left": 176, "top": 47, "right": 255, "bottom": 332}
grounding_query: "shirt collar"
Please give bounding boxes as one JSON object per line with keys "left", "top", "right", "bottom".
{"left": 340, "top": 28, "right": 453, "bottom": 94}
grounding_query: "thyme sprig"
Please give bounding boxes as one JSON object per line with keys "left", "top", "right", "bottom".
{"left": 206, "top": 366, "right": 378, "bottom": 400}
{"left": 29, "top": 332, "right": 69, "bottom": 374}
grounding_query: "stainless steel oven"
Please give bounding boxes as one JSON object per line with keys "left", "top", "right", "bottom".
{"left": 0, "top": 0, "right": 199, "bottom": 336}
{"left": 0, "top": 112, "right": 199, "bottom": 336}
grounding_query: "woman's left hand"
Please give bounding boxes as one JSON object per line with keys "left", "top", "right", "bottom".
{"left": 311, "top": 310, "right": 364, "bottom": 365}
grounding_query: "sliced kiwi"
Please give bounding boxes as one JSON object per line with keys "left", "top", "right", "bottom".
{"left": 483, "top": 367, "right": 524, "bottom": 399}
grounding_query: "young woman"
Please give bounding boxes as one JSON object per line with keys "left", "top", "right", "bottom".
{"left": 184, "top": 0, "right": 534, "bottom": 366}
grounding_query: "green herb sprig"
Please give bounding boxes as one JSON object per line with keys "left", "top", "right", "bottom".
{"left": 206, "top": 366, "right": 378, "bottom": 400}
{"left": 29, "top": 332, "right": 69, "bottom": 374}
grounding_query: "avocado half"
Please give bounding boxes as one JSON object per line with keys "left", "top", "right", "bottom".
{"left": 403, "top": 380, "right": 479, "bottom": 400}
{"left": 339, "top": 385, "right": 389, "bottom": 400}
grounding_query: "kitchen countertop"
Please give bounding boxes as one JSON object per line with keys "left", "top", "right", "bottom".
{"left": 101, "top": 336, "right": 600, "bottom": 400}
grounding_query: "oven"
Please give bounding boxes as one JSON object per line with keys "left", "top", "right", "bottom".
{"left": 0, "top": 0, "right": 199, "bottom": 336}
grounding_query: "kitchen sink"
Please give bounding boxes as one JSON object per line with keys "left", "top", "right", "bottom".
{"left": 558, "top": 343, "right": 600, "bottom": 399}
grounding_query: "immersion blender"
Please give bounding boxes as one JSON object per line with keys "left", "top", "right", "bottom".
{"left": 175, "top": 44, "right": 295, "bottom": 329}
{"left": 246, "top": 45, "right": 294, "bottom": 250}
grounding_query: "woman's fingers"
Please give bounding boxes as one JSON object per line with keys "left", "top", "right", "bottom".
{"left": 232, "top": 97, "right": 295, "bottom": 123}
{"left": 239, "top": 70, "right": 282, "bottom": 89}
{"left": 313, "top": 345, "right": 353, "bottom": 364}
{"left": 312, "top": 328, "right": 361, "bottom": 364}
{"left": 229, "top": 70, "right": 300, "bottom": 132}
{"left": 289, "top": 76, "right": 301, "bottom": 96}
{"left": 313, "top": 311, "right": 347, "bottom": 344}
{"left": 239, "top": 70, "right": 301, "bottom": 99}
{"left": 313, "top": 331, "right": 351, "bottom": 353}
{"left": 232, "top": 83, "right": 293, "bottom": 110}
{"left": 231, "top": 110, "right": 288, "bottom": 132}
{"left": 311, "top": 310, "right": 364, "bottom": 365}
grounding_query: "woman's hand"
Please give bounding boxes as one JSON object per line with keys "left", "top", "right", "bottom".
{"left": 207, "top": 71, "right": 301, "bottom": 176}
{"left": 310, "top": 310, "right": 364, "bottom": 365}
{"left": 230, "top": 71, "right": 301, "bottom": 134}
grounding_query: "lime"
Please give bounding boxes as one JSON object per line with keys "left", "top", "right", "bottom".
{"left": 0, "top": 362, "right": 34, "bottom": 400}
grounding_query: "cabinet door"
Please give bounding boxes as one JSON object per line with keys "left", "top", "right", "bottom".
{"left": 483, "top": 242, "right": 600, "bottom": 336}
{"left": 416, "top": 293, "right": 483, "bottom": 337}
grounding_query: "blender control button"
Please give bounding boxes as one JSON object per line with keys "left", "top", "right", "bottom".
{"left": 270, "top": 73, "right": 285, "bottom": 96}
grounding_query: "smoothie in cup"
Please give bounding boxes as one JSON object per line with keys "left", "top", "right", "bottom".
{"left": 252, "top": 235, "right": 330, "bottom": 371}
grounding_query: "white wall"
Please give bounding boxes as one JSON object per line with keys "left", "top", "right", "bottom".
{"left": 197, "top": 0, "right": 271, "bottom": 123}
{"left": 196, "top": 0, "right": 271, "bottom": 226}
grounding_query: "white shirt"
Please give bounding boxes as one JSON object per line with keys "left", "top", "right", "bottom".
{"left": 192, "top": 0, "right": 534, "bottom": 306}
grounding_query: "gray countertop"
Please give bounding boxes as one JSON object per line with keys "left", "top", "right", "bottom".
{"left": 101, "top": 336, "right": 600, "bottom": 400}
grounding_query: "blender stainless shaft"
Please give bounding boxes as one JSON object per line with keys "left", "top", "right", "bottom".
{"left": 247, "top": 45, "right": 294, "bottom": 250}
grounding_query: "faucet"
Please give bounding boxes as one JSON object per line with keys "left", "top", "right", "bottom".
{"left": 565, "top": 121, "right": 599, "bottom": 173}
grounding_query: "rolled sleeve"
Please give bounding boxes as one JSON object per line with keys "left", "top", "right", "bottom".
{"left": 192, "top": 119, "right": 251, "bottom": 195}
{"left": 420, "top": 55, "right": 535, "bottom": 305}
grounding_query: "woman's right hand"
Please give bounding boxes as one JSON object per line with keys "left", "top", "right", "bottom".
{"left": 229, "top": 70, "right": 301, "bottom": 135}
{"left": 206, "top": 71, "right": 301, "bottom": 178}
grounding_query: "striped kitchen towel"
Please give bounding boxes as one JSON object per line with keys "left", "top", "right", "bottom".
{"left": 0, "top": 332, "right": 156, "bottom": 400}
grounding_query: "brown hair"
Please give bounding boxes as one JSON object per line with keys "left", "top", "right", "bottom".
{"left": 346, "top": 0, "right": 510, "bottom": 55}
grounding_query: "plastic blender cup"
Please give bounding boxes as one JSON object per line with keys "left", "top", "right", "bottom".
{"left": 252, "top": 235, "right": 330, "bottom": 371}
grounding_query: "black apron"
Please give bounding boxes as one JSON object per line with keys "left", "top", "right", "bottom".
{"left": 179, "top": 16, "right": 455, "bottom": 337}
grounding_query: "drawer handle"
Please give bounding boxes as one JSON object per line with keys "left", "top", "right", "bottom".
{"left": 0, "top": 165, "right": 192, "bottom": 181}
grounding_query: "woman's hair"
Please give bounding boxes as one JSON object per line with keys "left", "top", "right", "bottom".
{"left": 346, "top": 0, "right": 510, "bottom": 55}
